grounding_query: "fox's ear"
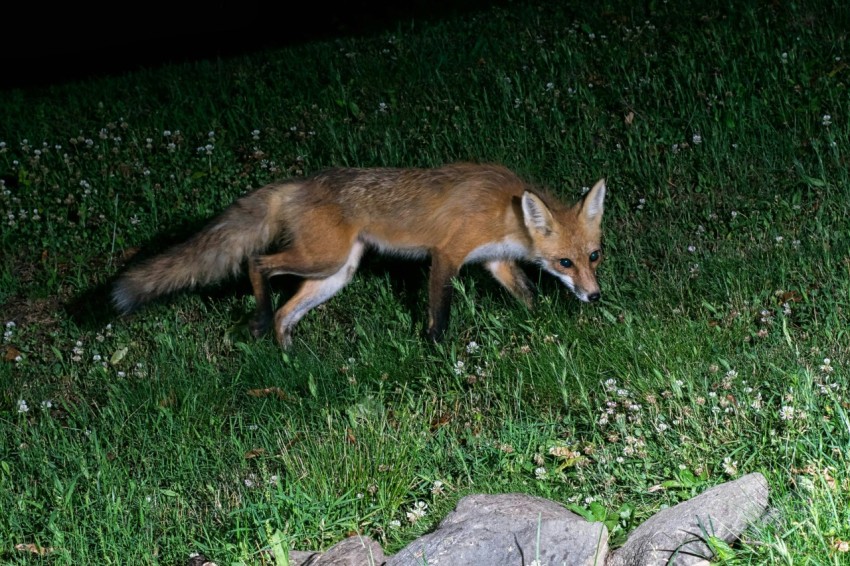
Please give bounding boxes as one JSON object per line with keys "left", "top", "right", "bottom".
{"left": 581, "top": 179, "right": 606, "bottom": 224}
{"left": 522, "top": 191, "right": 555, "bottom": 236}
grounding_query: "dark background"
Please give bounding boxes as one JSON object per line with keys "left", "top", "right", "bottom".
{"left": 1, "top": 0, "right": 501, "bottom": 90}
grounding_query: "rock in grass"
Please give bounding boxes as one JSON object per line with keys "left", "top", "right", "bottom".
{"left": 294, "top": 535, "right": 385, "bottom": 565}
{"left": 387, "top": 493, "right": 608, "bottom": 566}
{"left": 607, "top": 472, "right": 769, "bottom": 566}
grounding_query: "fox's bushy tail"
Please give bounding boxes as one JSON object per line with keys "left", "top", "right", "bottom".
{"left": 112, "top": 186, "right": 287, "bottom": 314}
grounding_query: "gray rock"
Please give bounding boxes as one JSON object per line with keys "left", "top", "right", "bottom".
{"left": 296, "top": 535, "right": 385, "bottom": 566}
{"left": 288, "top": 550, "right": 321, "bottom": 565}
{"left": 608, "top": 472, "right": 769, "bottom": 566}
{"left": 388, "top": 493, "right": 608, "bottom": 566}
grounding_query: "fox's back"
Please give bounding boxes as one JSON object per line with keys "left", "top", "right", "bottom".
{"left": 310, "top": 163, "right": 525, "bottom": 217}
{"left": 296, "top": 164, "right": 531, "bottom": 252}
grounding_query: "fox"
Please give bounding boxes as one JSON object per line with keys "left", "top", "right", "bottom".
{"left": 112, "top": 163, "right": 606, "bottom": 347}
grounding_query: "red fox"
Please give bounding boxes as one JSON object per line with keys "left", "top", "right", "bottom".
{"left": 112, "top": 163, "right": 606, "bottom": 347}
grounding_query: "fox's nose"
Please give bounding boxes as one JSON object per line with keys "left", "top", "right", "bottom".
{"left": 587, "top": 292, "right": 601, "bottom": 302}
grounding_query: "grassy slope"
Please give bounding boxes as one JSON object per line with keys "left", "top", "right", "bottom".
{"left": 1, "top": 0, "right": 849, "bottom": 563}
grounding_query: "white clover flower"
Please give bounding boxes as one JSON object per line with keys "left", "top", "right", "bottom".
{"left": 534, "top": 467, "right": 548, "bottom": 480}
{"left": 692, "top": 133, "right": 702, "bottom": 144}
{"left": 406, "top": 501, "right": 428, "bottom": 523}
{"left": 17, "top": 399, "right": 29, "bottom": 413}
{"left": 466, "top": 341, "right": 480, "bottom": 354}
{"left": 822, "top": 114, "right": 832, "bottom": 126}
{"left": 779, "top": 406, "right": 795, "bottom": 420}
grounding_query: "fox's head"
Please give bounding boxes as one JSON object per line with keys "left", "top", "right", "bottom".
{"left": 522, "top": 179, "right": 606, "bottom": 303}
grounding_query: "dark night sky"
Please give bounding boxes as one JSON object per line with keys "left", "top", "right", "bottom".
{"left": 1, "top": 0, "right": 500, "bottom": 91}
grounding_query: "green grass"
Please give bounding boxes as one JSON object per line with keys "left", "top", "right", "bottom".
{"left": 2, "top": 0, "right": 849, "bottom": 563}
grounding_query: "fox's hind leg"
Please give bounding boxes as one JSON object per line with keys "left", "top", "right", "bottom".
{"left": 247, "top": 257, "right": 274, "bottom": 337}
{"left": 272, "top": 240, "right": 366, "bottom": 348}
{"left": 246, "top": 250, "right": 353, "bottom": 338}
{"left": 485, "top": 260, "right": 534, "bottom": 308}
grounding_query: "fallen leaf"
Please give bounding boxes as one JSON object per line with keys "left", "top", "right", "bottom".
{"left": 346, "top": 427, "right": 357, "bottom": 444}
{"left": 110, "top": 346, "right": 129, "bottom": 365}
{"left": 3, "top": 345, "right": 21, "bottom": 362}
{"left": 247, "top": 387, "right": 288, "bottom": 400}
{"left": 15, "top": 543, "right": 54, "bottom": 556}
{"left": 625, "top": 111, "right": 635, "bottom": 125}
{"left": 647, "top": 484, "right": 665, "bottom": 493}
{"left": 779, "top": 290, "right": 803, "bottom": 303}
{"left": 121, "top": 246, "right": 141, "bottom": 261}
{"left": 430, "top": 412, "right": 452, "bottom": 430}
{"left": 244, "top": 448, "right": 265, "bottom": 459}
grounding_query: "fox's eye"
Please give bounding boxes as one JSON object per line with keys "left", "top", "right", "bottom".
{"left": 589, "top": 250, "right": 600, "bottom": 262}
{"left": 559, "top": 258, "right": 573, "bottom": 268}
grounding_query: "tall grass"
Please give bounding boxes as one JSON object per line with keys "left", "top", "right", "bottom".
{"left": 1, "top": 1, "right": 849, "bottom": 563}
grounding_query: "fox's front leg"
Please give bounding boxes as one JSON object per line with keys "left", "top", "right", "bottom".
{"left": 485, "top": 260, "right": 534, "bottom": 309}
{"left": 427, "top": 252, "right": 460, "bottom": 342}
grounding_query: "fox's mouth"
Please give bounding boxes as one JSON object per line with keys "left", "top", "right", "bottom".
{"left": 576, "top": 290, "right": 602, "bottom": 303}
{"left": 544, "top": 266, "right": 600, "bottom": 303}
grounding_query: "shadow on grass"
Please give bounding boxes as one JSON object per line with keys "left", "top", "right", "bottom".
{"left": 64, "top": 215, "right": 435, "bottom": 338}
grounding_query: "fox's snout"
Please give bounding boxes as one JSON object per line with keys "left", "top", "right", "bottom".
{"left": 572, "top": 285, "right": 601, "bottom": 303}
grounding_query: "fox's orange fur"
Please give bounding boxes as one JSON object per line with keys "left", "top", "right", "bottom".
{"left": 112, "top": 163, "right": 607, "bottom": 347}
